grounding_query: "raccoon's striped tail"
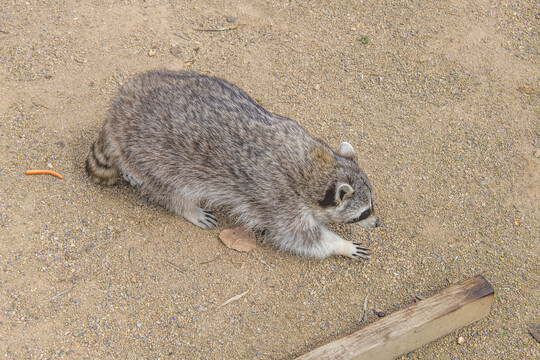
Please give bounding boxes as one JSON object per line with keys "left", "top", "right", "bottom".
{"left": 85, "top": 130, "right": 119, "bottom": 185}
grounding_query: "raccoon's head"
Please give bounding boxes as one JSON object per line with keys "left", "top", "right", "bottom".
{"left": 317, "top": 142, "right": 381, "bottom": 228}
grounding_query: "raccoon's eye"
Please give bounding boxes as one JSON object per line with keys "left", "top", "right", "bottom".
{"left": 357, "top": 209, "right": 372, "bottom": 221}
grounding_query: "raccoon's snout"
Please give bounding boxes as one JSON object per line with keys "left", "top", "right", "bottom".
{"left": 355, "top": 213, "right": 381, "bottom": 228}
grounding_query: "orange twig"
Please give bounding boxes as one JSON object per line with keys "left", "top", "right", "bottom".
{"left": 25, "top": 170, "right": 63, "bottom": 179}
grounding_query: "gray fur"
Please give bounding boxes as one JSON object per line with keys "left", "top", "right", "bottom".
{"left": 86, "top": 70, "right": 380, "bottom": 260}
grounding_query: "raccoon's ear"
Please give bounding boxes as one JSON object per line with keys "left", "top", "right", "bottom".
{"left": 337, "top": 142, "right": 355, "bottom": 159}
{"left": 336, "top": 182, "right": 355, "bottom": 203}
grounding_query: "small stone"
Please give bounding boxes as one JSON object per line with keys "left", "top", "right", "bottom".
{"left": 514, "top": 220, "right": 519, "bottom": 227}
{"left": 457, "top": 336, "right": 465, "bottom": 344}
{"left": 170, "top": 46, "right": 182, "bottom": 58}
{"left": 72, "top": 329, "right": 86, "bottom": 337}
{"left": 226, "top": 16, "right": 237, "bottom": 23}
{"left": 47, "top": 163, "right": 53, "bottom": 169}
{"left": 148, "top": 49, "right": 157, "bottom": 57}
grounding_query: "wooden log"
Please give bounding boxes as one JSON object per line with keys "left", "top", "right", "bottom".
{"left": 296, "top": 275, "right": 494, "bottom": 360}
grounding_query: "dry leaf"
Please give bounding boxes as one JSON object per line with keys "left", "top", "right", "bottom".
{"left": 219, "top": 227, "right": 256, "bottom": 252}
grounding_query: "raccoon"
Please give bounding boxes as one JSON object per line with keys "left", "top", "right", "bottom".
{"left": 86, "top": 70, "right": 380, "bottom": 260}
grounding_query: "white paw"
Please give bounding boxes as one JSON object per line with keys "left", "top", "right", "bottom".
{"left": 351, "top": 243, "right": 370, "bottom": 261}
{"left": 321, "top": 227, "right": 370, "bottom": 260}
{"left": 184, "top": 208, "right": 218, "bottom": 229}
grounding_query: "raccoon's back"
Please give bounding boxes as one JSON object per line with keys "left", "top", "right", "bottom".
{"left": 108, "top": 71, "right": 316, "bottom": 187}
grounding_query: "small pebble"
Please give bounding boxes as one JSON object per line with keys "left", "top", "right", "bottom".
{"left": 72, "top": 329, "right": 86, "bottom": 337}
{"left": 457, "top": 336, "right": 465, "bottom": 344}
{"left": 170, "top": 46, "right": 182, "bottom": 58}
{"left": 226, "top": 16, "right": 237, "bottom": 23}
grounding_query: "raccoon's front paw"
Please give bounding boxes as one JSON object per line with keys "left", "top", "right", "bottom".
{"left": 351, "top": 243, "right": 370, "bottom": 261}
{"left": 184, "top": 208, "right": 218, "bottom": 230}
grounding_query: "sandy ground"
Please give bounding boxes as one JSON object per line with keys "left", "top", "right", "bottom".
{"left": 1, "top": 1, "right": 539, "bottom": 359}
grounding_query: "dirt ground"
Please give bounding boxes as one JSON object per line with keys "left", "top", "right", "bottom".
{"left": 0, "top": 1, "right": 538, "bottom": 359}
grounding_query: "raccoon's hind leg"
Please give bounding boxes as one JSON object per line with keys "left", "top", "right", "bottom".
{"left": 86, "top": 129, "right": 119, "bottom": 185}
{"left": 170, "top": 194, "right": 218, "bottom": 230}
